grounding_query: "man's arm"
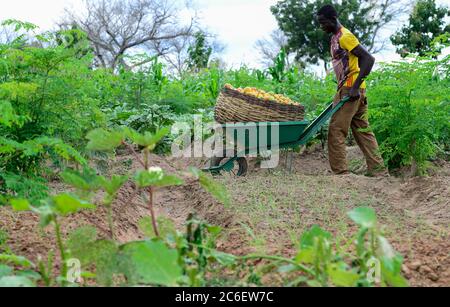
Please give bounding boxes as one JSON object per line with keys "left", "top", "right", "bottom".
{"left": 348, "top": 45, "right": 375, "bottom": 100}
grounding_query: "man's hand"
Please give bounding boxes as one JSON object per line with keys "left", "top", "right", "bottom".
{"left": 348, "top": 87, "right": 360, "bottom": 101}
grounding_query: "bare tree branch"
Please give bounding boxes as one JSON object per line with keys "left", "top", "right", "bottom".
{"left": 255, "top": 29, "right": 294, "bottom": 68}
{"left": 60, "top": 0, "right": 195, "bottom": 71}
{"left": 363, "top": 0, "right": 413, "bottom": 53}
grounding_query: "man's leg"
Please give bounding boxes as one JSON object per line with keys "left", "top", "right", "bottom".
{"left": 328, "top": 88, "right": 359, "bottom": 174}
{"left": 350, "top": 95, "right": 385, "bottom": 174}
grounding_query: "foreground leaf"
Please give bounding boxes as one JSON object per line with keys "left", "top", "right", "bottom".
{"left": 300, "top": 225, "right": 332, "bottom": 249}
{"left": 121, "top": 240, "right": 183, "bottom": 286}
{"left": 328, "top": 264, "right": 360, "bottom": 287}
{"left": 10, "top": 199, "right": 31, "bottom": 211}
{"left": 348, "top": 207, "right": 377, "bottom": 229}
{"left": 135, "top": 169, "right": 183, "bottom": 188}
{"left": 0, "top": 276, "right": 35, "bottom": 287}
{"left": 51, "top": 194, "right": 96, "bottom": 216}
{"left": 67, "top": 227, "right": 119, "bottom": 286}
{"left": 380, "top": 255, "right": 409, "bottom": 287}
{"left": 0, "top": 254, "right": 34, "bottom": 268}
{"left": 100, "top": 175, "right": 129, "bottom": 195}
{"left": 125, "top": 127, "right": 170, "bottom": 148}
{"left": 0, "top": 265, "right": 13, "bottom": 278}
{"left": 60, "top": 168, "right": 103, "bottom": 192}
{"left": 86, "top": 128, "right": 123, "bottom": 151}
{"left": 139, "top": 216, "right": 177, "bottom": 240}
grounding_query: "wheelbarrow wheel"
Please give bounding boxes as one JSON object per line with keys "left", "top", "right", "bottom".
{"left": 209, "top": 151, "right": 248, "bottom": 177}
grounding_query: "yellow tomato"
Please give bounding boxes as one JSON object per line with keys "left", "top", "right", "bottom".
{"left": 224, "top": 84, "right": 300, "bottom": 105}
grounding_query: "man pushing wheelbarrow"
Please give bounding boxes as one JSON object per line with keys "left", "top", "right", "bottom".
{"left": 317, "top": 4, "right": 388, "bottom": 177}
{"left": 207, "top": 5, "right": 389, "bottom": 178}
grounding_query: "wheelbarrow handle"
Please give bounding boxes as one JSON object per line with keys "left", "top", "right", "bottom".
{"left": 295, "top": 96, "right": 351, "bottom": 146}
{"left": 339, "top": 96, "right": 351, "bottom": 105}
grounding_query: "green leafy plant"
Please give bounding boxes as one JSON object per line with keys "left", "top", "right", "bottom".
{"left": 237, "top": 207, "right": 408, "bottom": 287}
{"left": 368, "top": 54, "right": 450, "bottom": 174}
{"left": 0, "top": 253, "right": 40, "bottom": 287}
{"left": 268, "top": 48, "right": 289, "bottom": 84}
{"left": 12, "top": 126, "right": 235, "bottom": 287}
{"left": 11, "top": 194, "right": 95, "bottom": 286}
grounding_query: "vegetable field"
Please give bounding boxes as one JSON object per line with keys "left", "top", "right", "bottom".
{"left": 0, "top": 14, "right": 449, "bottom": 288}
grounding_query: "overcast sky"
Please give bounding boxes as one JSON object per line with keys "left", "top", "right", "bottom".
{"left": 0, "top": 0, "right": 448, "bottom": 70}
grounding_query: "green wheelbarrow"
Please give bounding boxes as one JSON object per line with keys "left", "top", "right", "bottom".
{"left": 204, "top": 97, "right": 350, "bottom": 176}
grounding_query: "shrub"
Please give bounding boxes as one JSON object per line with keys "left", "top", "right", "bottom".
{"left": 368, "top": 55, "right": 450, "bottom": 173}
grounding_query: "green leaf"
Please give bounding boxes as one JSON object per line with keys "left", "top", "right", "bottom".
{"left": 206, "top": 225, "right": 222, "bottom": 236}
{"left": 380, "top": 255, "right": 409, "bottom": 287}
{"left": 189, "top": 167, "right": 230, "bottom": 206}
{"left": 1, "top": 172, "right": 49, "bottom": 203}
{"left": 100, "top": 175, "right": 129, "bottom": 195}
{"left": 295, "top": 248, "right": 315, "bottom": 264}
{"left": 30, "top": 137, "right": 87, "bottom": 165}
{"left": 16, "top": 270, "right": 41, "bottom": 281}
{"left": 0, "top": 254, "right": 34, "bottom": 268}
{"left": 86, "top": 128, "right": 123, "bottom": 151}
{"left": 61, "top": 171, "right": 91, "bottom": 191}
{"left": 51, "top": 194, "right": 95, "bottom": 216}
{"left": 67, "top": 227, "right": 98, "bottom": 264}
{"left": 125, "top": 127, "right": 170, "bottom": 148}
{"left": 348, "top": 207, "right": 377, "bottom": 228}
{"left": 99, "top": 175, "right": 128, "bottom": 207}
{"left": 0, "top": 265, "right": 13, "bottom": 278}
{"left": 208, "top": 250, "right": 236, "bottom": 266}
{"left": 300, "top": 225, "right": 331, "bottom": 249}
{"left": 61, "top": 168, "right": 103, "bottom": 193}
{"left": 33, "top": 204, "right": 55, "bottom": 228}
{"left": 377, "top": 238, "right": 403, "bottom": 276}
{"left": 0, "top": 100, "right": 19, "bottom": 127}
{"left": 10, "top": 199, "right": 31, "bottom": 211}
{"left": 363, "top": 235, "right": 408, "bottom": 287}
{"left": 377, "top": 236, "right": 396, "bottom": 259}
{"left": 0, "top": 276, "right": 35, "bottom": 287}
{"left": 67, "top": 227, "right": 119, "bottom": 286}
{"left": 155, "top": 175, "right": 184, "bottom": 187}
{"left": 328, "top": 264, "right": 360, "bottom": 287}
{"left": 134, "top": 169, "right": 183, "bottom": 188}
{"left": 121, "top": 240, "right": 183, "bottom": 286}
{"left": 134, "top": 168, "right": 162, "bottom": 187}
{"left": 139, "top": 216, "right": 176, "bottom": 240}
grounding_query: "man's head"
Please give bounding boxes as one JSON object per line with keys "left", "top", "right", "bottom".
{"left": 317, "top": 4, "right": 338, "bottom": 33}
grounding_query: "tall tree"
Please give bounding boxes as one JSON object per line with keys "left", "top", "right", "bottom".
{"left": 61, "top": 0, "right": 194, "bottom": 70}
{"left": 187, "top": 31, "right": 213, "bottom": 72}
{"left": 151, "top": 30, "right": 224, "bottom": 77}
{"left": 56, "top": 25, "right": 93, "bottom": 60}
{"left": 391, "top": 0, "right": 450, "bottom": 57}
{"left": 271, "top": 0, "right": 409, "bottom": 70}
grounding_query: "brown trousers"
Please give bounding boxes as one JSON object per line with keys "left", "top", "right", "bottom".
{"left": 328, "top": 87, "right": 385, "bottom": 174}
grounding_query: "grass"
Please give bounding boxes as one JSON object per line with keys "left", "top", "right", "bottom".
{"left": 219, "top": 171, "right": 374, "bottom": 254}
{"left": 216, "top": 168, "right": 440, "bottom": 257}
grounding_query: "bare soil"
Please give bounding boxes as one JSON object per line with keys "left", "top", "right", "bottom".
{"left": 0, "top": 146, "right": 448, "bottom": 287}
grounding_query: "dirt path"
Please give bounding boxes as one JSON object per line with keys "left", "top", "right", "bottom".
{"left": 0, "top": 147, "right": 448, "bottom": 286}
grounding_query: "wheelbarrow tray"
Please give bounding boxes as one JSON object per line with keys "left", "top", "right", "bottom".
{"left": 220, "top": 120, "right": 310, "bottom": 155}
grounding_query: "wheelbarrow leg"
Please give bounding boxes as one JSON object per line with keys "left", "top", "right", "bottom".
{"left": 287, "top": 150, "right": 294, "bottom": 173}
{"left": 282, "top": 149, "right": 294, "bottom": 173}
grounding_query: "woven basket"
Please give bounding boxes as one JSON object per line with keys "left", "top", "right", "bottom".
{"left": 214, "top": 87, "right": 305, "bottom": 123}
